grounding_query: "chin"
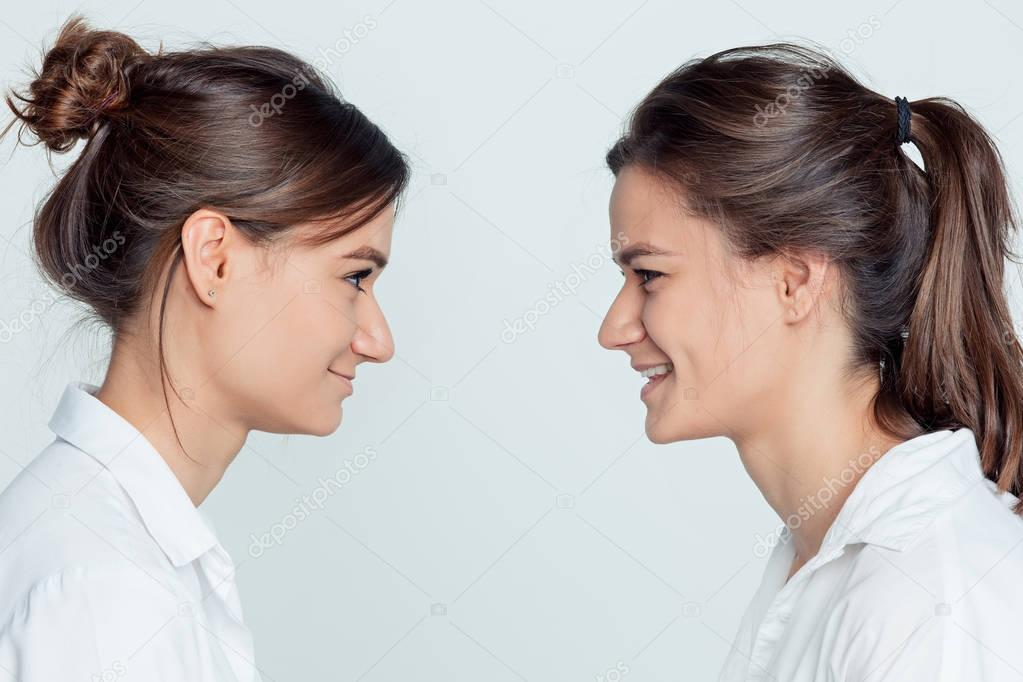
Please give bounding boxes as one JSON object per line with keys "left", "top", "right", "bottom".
{"left": 646, "top": 429, "right": 676, "bottom": 445}
{"left": 645, "top": 414, "right": 677, "bottom": 444}
{"left": 645, "top": 400, "right": 699, "bottom": 444}
{"left": 305, "top": 408, "right": 344, "bottom": 437}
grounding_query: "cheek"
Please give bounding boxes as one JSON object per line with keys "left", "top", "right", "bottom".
{"left": 701, "top": 288, "right": 781, "bottom": 398}
{"left": 642, "top": 278, "right": 745, "bottom": 381}
{"left": 273, "top": 293, "right": 360, "bottom": 372}
{"left": 220, "top": 289, "right": 357, "bottom": 396}
{"left": 641, "top": 282, "right": 707, "bottom": 358}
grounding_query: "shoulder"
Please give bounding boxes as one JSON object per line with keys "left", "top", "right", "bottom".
{"left": 0, "top": 559, "right": 207, "bottom": 680}
{"left": 3, "top": 558, "right": 181, "bottom": 626}
{"left": 850, "top": 477, "right": 1023, "bottom": 606}
{"left": 0, "top": 441, "right": 176, "bottom": 618}
{"left": 825, "top": 479, "right": 1023, "bottom": 679}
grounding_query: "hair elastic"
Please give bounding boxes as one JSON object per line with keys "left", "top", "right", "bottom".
{"left": 895, "top": 96, "right": 912, "bottom": 145}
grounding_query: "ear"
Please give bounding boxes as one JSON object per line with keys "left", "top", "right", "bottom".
{"left": 180, "top": 209, "right": 233, "bottom": 307}
{"left": 776, "top": 249, "right": 832, "bottom": 323}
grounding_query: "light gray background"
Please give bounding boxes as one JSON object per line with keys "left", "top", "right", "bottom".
{"left": 2, "top": 1, "right": 1022, "bottom": 680}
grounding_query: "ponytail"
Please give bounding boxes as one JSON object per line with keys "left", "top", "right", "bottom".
{"left": 898, "top": 97, "right": 1023, "bottom": 512}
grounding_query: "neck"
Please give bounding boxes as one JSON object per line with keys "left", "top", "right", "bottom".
{"left": 95, "top": 338, "right": 247, "bottom": 507}
{"left": 733, "top": 369, "right": 906, "bottom": 570}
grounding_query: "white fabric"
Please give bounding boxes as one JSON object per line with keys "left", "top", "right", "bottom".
{"left": 0, "top": 381, "right": 262, "bottom": 681}
{"left": 717, "top": 427, "right": 1023, "bottom": 681}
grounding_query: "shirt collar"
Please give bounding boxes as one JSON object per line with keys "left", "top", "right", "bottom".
{"left": 49, "top": 380, "right": 219, "bottom": 567}
{"left": 778, "top": 427, "right": 985, "bottom": 565}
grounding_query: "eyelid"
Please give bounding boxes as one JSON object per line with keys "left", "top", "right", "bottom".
{"left": 632, "top": 268, "right": 663, "bottom": 286}
{"left": 343, "top": 267, "right": 374, "bottom": 293}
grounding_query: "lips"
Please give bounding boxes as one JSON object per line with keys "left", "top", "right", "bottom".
{"left": 328, "top": 369, "right": 355, "bottom": 381}
{"left": 635, "top": 362, "right": 673, "bottom": 400}
{"left": 328, "top": 368, "right": 354, "bottom": 393}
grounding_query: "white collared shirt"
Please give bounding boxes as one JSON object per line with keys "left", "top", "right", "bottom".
{"left": 0, "top": 381, "right": 263, "bottom": 681}
{"left": 717, "top": 427, "right": 1023, "bottom": 681}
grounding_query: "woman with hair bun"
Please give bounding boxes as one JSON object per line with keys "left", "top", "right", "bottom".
{"left": 0, "top": 15, "right": 409, "bottom": 681}
{"left": 599, "top": 43, "right": 1023, "bottom": 680}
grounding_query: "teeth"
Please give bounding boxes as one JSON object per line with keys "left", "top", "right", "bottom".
{"left": 640, "top": 363, "right": 673, "bottom": 379}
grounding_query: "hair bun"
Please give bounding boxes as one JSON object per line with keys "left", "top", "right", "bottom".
{"left": 5, "top": 14, "right": 146, "bottom": 152}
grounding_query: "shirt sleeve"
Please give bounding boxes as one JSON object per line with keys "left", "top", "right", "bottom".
{"left": 0, "top": 561, "right": 239, "bottom": 681}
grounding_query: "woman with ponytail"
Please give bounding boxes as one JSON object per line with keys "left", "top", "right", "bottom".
{"left": 0, "top": 15, "right": 409, "bottom": 681}
{"left": 599, "top": 43, "right": 1023, "bottom": 680}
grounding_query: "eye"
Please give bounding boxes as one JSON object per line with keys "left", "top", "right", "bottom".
{"left": 343, "top": 268, "right": 373, "bottom": 293}
{"left": 633, "top": 268, "right": 663, "bottom": 287}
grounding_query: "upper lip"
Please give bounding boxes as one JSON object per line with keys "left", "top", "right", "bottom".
{"left": 631, "top": 362, "right": 672, "bottom": 372}
{"left": 329, "top": 369, "right": 355, "bottom": 380}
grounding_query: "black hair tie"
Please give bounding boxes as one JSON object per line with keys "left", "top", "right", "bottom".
{"left": 895, "top": 96, "right": 912, "bottom": 144}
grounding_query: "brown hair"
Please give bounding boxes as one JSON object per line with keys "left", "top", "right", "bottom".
{"left": 4, "top": 15, "right": 410, "bottom": 451}
{"left": 607, "top": 43, "right": 1023, "bottom": 513}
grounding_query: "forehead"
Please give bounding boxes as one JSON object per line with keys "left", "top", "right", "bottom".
{"left": 609, "top": 165, "right": 690, "bottom": 249}
{"left": 289, "top": 202, "right": 396, "bottom": 255}
{"left": 335, "top": 204, "right": 395, "bottom": 251}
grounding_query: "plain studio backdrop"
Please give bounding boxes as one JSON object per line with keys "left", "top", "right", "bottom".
{"left": 1, "top": 1, "right": 1022, "bottom": 680}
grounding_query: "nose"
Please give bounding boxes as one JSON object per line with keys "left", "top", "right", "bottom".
{"left": 351, "top": 293, "right": 394, "bottom": 363}
{"left": 598, "top": 284, "right": 646, "bottom": 351}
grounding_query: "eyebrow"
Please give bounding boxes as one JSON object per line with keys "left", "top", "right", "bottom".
{"left": 340, "top": 246, "right": 389, "bottom": 269}
{"left": 613, "top": 242, "right": 679, "bottom": 266}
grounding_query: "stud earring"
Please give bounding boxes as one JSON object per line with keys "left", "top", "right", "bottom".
{"left": 207, "top": 288, "right": 216, "bottom": 298}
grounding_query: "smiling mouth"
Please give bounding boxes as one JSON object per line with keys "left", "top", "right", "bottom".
{"left": 328, "top": 369, "right": 354, "bottom": 392}
{"left": 639, "top": 363, "right": 673, "bottom": 379}
{"left": 639, "top": 363, "right": 673, "bottom": 400}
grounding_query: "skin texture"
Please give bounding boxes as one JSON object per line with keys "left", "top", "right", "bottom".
{"left": 598, "top": 166, "right": 905, "bottom": 580}
{"left": 95, "top": 204, "right": 397, "bottom": 506}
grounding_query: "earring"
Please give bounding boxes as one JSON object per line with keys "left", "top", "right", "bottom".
{"left": 207, "top": 288, "right": 216, "bottom": 298}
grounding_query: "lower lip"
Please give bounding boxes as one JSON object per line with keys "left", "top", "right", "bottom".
{"left": 329, "top": 371, "right": 353, "bottom": 394}
{"left": 640, "top": 371, "right": 671, "bottom": 400}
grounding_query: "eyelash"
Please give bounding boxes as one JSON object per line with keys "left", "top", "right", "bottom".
{"left": 620, "top": 268, "right": 663, "bottom": 287}
{"left": 343, "top": 268, "right": 373, "bottom": 293}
